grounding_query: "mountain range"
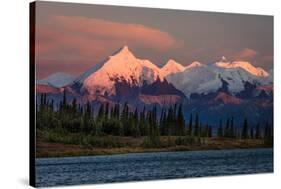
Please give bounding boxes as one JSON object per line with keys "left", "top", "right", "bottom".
{"left": 36, "top": 46, "right": 273, "bottom": 125}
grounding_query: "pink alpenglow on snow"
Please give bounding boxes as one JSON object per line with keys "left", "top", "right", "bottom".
{"left": 215, "top": 58, "right": 269, "bottom": 77}
{"left": 161, "top": 59, "right": 186, "bottom": 77}
{"left": 185, "top": 61, "right": 204, "bottom": 70}
{"left": 82, "top": 46, "right": 163, "bottom": 96}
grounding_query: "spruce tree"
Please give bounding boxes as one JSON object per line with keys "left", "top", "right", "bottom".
{"left": 133, "top": 108, "right": 140, "bottom": 137}
{"left": 255, "top": 123, "right": 261, "bottom": 139}
{"left": 43, "top": 93, "right": 47, "bottom": 106}
{"left": 110, "top": 106, "right": 114, "bottom": 119}
{"left": 250, "top": 127, "right": 254, "bottom": 139}
{"left": 139, "top": 106, "right": 146, "bottom": 136}
{"left": 83, "top": 101, "right": 92, "bottom": 132}
{"left": 104, "top": 102, "right": 109, "bottom": 121}
{"left": 121, "top": 102, "right": 129, "bottom": 136}
{"left": 224, "top": 118, "right": 230, "bottom": 137}
{"left": 167, "top": 106, "right": 173, "bottom": 136}
{"left": 97, "top": 103, "right": 104, "bottom": 121}
{"left": 159, "top": 108, "right": 166, "bottom": 135}
{"left": 188, "top": 113, "right": 193, "bottom": 136}
{"left": 230, "top": 117, "right": 235, "bottom": 138}
{"left": 72, "top": 98, "right": 77, "bottom": 114}
{"left": 50, "top": 99, "right": 54, "bottom": 112}
{"left": 62, "top": 90, "right": 66, "bottom": 107}
{"left": 217, "top": 119, "right": 223, "bottom": 137}
{"left": 241, "top": 118, "right": 249, "bottom": 139}
{"left": 208, "top": 126, "right": 212, "bottom": 138}
{"left": 162, "top": 109, "right": 165, "bottom": 135}
{"left": 40, "top": 93, "right": 44, "bottom": 108}
{"left": 194, "top": 113, "right": 199, "bottom": 137}
{"left": 177, "top": 104, "right": 185, "bottom": 136}
{"left": 171, "top": 104, "right": 177, "bottom": 135}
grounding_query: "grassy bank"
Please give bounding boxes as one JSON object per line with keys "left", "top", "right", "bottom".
{"left": 36, "top": 129, "right": 271, "bottom": 158}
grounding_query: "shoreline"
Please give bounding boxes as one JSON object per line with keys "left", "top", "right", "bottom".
{"left": 36, "top": 137, "right": 272, "bottom": 158}
{"left": 36, "top": 146, "right": 273, "bottom": 159}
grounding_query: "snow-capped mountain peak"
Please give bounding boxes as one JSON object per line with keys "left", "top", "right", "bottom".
{"left": 108, "top": 45, "right": 138, "bottom": 64}
{"left": 110, "top": 45, "right": 135, "bottom": 59}
{"left": 186, "top": 61, "right": 203, "bottom": 69}
{"left": 37, "top": 72, "right": 76, "bottom": 88}
{"left": 166, "top": 58, "right": 271, "bottom": 97}
{"left": 81, "top": 46, "right": 163, "bottom": 95}
{"left": 220, "top": 56, "right": 228, "bottom": 63}
{"left": 214, "top": 60, "right": 269, "bottom": 77}
{"left": 161, "top": 59, "right": 185, "bottom": 77}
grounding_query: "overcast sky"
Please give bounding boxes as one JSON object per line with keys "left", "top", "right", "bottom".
{"left": 34, "top": 1, "right": 273, "bottom": 79}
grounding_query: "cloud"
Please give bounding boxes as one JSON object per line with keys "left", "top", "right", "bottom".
{"left": 36, "top": 59, "right": 97, "bottom": 79}
{"left": 236, "top": 48, "right": 258, "bottom": 59}
{"left": 218, "top": 48, "right": 258, "bottom": 62}
{"left": 216, "top": 48, "right": 273, "bottom": 70}
{"left": 36, "top": 15, "right": 178, "bottom": 60}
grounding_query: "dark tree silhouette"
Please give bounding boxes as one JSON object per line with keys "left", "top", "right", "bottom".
{"left": 241, "top": 118, "right": 249, "bottom": 139}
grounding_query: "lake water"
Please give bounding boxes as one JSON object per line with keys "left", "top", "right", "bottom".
{"left": 36, "top": 148, "right": 273, "bottom": 187}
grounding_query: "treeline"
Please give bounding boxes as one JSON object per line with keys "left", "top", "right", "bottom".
{"left": 36, "top": 92, "right": 273, "bottom": 146}
{"left": 37, "top": 93, "right": 211, "bottom": 136}
{"left": 216, "top": 116, "right": 273, "bottom": 145}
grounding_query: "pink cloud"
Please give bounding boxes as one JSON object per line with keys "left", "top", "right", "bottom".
{"left": 216, "top": 48, "right": 272, "bottom": 70}
{"left": 236, "top": 48, "right": 258, "bottom": 59}
{"left": 35, "top": 15, "right": 179, "bottom": 60}
{"left": 36, "top": 59, "right": 97, "bottom": 79}
{"left": 218, "top": 48, "right": 258, "bottom": 61}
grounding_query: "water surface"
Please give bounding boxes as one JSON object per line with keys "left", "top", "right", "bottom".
{"left": 36, "top": 148, "right": 273, "bottom": 187}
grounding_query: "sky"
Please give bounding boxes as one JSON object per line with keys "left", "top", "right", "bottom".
{"left": 34, "top": 1, "right": 273, "bottom": 79}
